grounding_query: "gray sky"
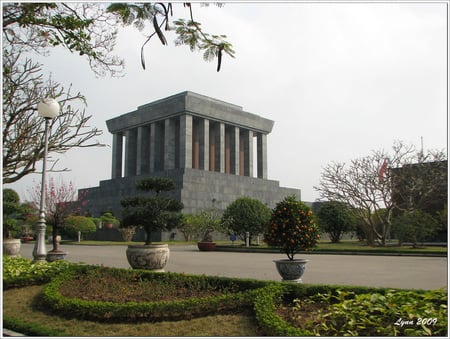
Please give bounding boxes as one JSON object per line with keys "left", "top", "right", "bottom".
{"left": 6, "top": 1, "right": 448, "bottom": 204}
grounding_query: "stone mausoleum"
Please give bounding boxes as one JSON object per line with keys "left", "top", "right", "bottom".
{"left": 80, "top": 92, "right": 301, "bottom": 236}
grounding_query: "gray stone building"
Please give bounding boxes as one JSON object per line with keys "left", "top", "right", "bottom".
{"left": 80, "top": 91, "right": 301, "bottom": 237}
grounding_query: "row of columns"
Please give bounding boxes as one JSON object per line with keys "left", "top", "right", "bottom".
{"left": 111, "top": 114, "right": 268, "bottom": 179}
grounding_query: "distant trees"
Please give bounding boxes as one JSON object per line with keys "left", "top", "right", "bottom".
{"left": 315, "top": 140, "right": 447, "bottom": 246}
{"left": 221, "top": 197, "right": 271, "bottom": 245}
{"left": 316, "top": 201, "right": 355, "bottom": 243}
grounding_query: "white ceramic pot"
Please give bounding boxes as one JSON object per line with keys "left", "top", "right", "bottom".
{"left": 273, "top": 258, "right": 308, "bottom": 283}
{"left": 126, "top": 244, "right": 170, "bottom": 271}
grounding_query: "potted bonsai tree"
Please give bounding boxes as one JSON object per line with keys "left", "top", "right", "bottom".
{"left": 184, "top": 209, "right": 223, "bottom": 251}
{"left": 121, "top": 177, "right": 184, "bottom": 271}
{"left": 264, "top": 195, "right": 320, "bottom": 282}
{"left": 100, "top": 212, "right": 119, "bottom": 229}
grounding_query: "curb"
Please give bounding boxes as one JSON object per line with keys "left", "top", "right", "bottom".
{"left": 214, "top": 246, "right": 447, "bottom": 257}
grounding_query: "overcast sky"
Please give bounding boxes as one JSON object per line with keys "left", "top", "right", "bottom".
{"left": 6, "top": 1, "right": 448, "bottom": 204}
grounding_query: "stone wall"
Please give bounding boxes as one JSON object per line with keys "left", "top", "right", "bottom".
{"left": 80, "top": 168, "right": 300, "bottom": 218}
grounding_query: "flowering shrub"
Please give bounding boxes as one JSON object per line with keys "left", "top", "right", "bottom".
{"left": 264, "top": 196, "right": 320, "bottom": 260}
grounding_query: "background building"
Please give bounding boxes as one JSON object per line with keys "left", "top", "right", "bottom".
{"left": 79, "top": 91, "right": 302, "bottom": 240}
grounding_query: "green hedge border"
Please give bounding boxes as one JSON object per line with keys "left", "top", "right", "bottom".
{"left": 253, "top": 282, "right": 412, "bottom": 336}
{"left": 40, "top": 265, "right": 270, "bottom": 322}
{"left": 4, "top": 259, "right": 439, "bottom": 336}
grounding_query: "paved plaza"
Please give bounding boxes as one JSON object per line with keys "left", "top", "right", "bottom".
{"left": 18, "top": 243, "right": 447, "bottom": 290}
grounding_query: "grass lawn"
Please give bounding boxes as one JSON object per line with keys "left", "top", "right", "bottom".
{"left": 3, "top": 285, "right": 263, "bottom": 336}
{"left": 59, "top": 239, "right": 447, "bottom": 256}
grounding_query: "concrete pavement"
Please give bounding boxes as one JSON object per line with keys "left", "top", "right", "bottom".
{"left": 18, "top": 243, "right": 447, "bottom": 290}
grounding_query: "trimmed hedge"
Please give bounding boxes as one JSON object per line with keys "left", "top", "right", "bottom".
{"left": 40, "top": 265, "right": 269, "bottom": 322}
{"left": 253, "top": 283, "right": 313, "bottom": 336}
{"left": 253, "top": 282, "right": 447, "bottom": 337}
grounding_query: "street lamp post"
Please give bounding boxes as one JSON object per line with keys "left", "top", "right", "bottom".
{"left": 32, "top": 98, "right": 60, "bottom": 262}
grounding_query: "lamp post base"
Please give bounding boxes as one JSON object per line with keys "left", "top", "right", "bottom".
{"left": 32, "top": 217, "right": 47, "bottom": 263}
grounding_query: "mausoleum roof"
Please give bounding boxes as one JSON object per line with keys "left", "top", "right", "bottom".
{"left": 106, "top": 91, "right": 274, "bottom": 134}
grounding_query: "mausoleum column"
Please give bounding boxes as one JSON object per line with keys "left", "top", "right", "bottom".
{"left": 179, "top": 114, "right": 193, "bottom": 169}
{"left": 232, "top": 126, "right": 240, "bottom": 175}
{"left": 136, "top": 125, "right": 150, "bottom": 175}
{"left": 124, "top": 128, "right": 137, "bottom": 177}
{"left": 200, "top": 119, "right": 209, "bottom": 171}
{"left": 164, "top": 118, "right": 176, "bottom": 170}
{"left": 111, "top": 132, "right": 123, "bottom": 179}
{"left": 243, "top": 129, "right": 253, "bottom": 177}
{"left": 217, "top": 122, "right": 225, "bottom": 173}
{"left": 257, "top": 133, "right": 268, "bottom": 179}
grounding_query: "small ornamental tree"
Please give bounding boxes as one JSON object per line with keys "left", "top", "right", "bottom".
{"left": 264, "top": 196, "right": 320, "bottom": 260}
{"left": 64, "top": 216, "right": 96, "bottom": 240}
{"left": 221, "top": 197, "right": 271, "bottom": 245}
{"left": 316, "top": 201, "right": 355, "bottom": 243}
{"left": 121, "top": 177, "right": 184, "bottom": 245}
{"left": 28, "top": 177, "right": 86, "bottom": 252}
{"left": 182, "top": 209, "right": 223, "bottom": 242}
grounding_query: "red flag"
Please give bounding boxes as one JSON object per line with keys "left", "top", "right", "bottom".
{"left": 378, "top": 158, "right": 388, "bottom": 182}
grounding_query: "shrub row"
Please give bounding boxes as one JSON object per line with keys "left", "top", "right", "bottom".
{"left": 253, "top": 283, "right": 313, "bottom": 336}
{"left": 40, "top": 265, "right": 269, "bottom": 322}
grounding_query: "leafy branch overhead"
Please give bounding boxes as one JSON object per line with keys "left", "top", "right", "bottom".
{"left": 107, "top": 2, "right": 235, "bottom": 71}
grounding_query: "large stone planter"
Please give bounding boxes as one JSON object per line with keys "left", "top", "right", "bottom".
{"left": 126, "top": 244, "right": 170, "bottom": 271}
{"left": 197, "top": 242, "right": 216, "bottom": 251}
{"left": 3, "top": 239, "right": 21, "bottom": 258}
{"left": 46, "top": 250, "right": 68, "bottom": 262}
{"left": 273, "top": 259, "right": 308, "bottom": 283}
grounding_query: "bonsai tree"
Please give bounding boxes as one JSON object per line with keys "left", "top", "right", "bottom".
{"left": 264, "top": 195, "right": 320, "bottom": 260}
{"left": 100, "top": 212, "right": 119, "bottom": 228}
{"left": 221, "top": 196, "right": 271, "bottom": 245}
{"left": 121, "top": 177, "right": 184, "bottom": 245}
{"left": 316, "top": 201, "right": 355, "bottom": 243}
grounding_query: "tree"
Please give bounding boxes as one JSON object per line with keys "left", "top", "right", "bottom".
{"left": 3, "top": 189, "right": 22, "bottom": 238}
{"left": 28, "top": 176, "right": 85, "bottom": 252}
{"left": 121, "top": 177, "right": 184, "bottom": 245}
{"left": 2, "top": 48, "right": 104, "bottom": 183}
{"left": 264, "top": 195, "right": 320, "bottom": 260}
{"left": 316, "top": 201, "right": 355, "bottom": 243}
{"left": 391, "top": 210, "right": 439, "bottom": 248}
{"left": 314, "top": 140, "right": 446, "bottom": 246}
{"left": 3, "top": 3, "right": 232, "bottom": 183}
{"left": 221, "top": 197, "right": 271, "bottom": 245}
{"left": 3, "top": 3, "right": 124, "bottom": 77}
{"left": 181, "top": 209, "right": 223, "bottom": 242}
{"left": 107, "top": 3, "right": 234, "bottom": 72}
{"left": 2, "top": 2, "right": 120, "bottom": 183}
{"left": 64, "top": 215, "right": 96, "bottom": 240}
